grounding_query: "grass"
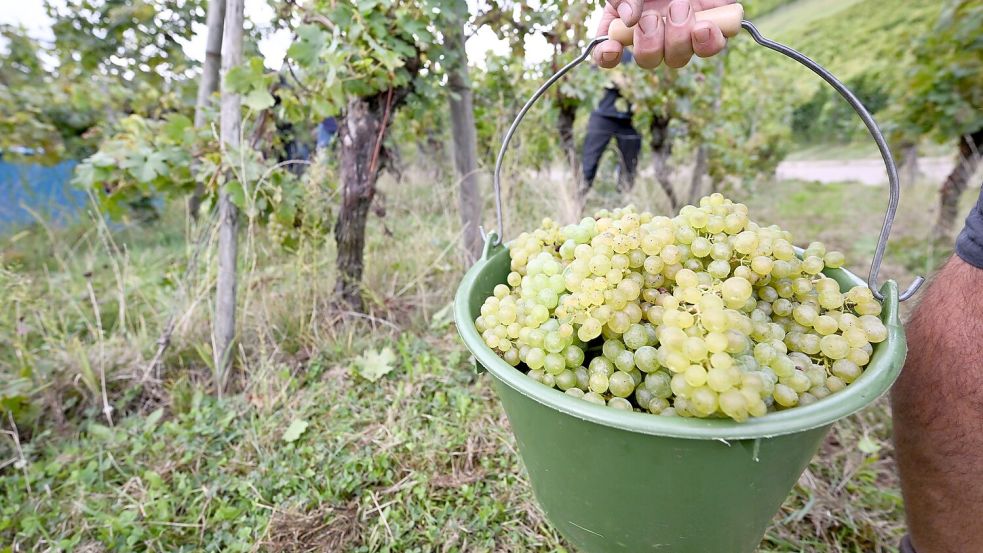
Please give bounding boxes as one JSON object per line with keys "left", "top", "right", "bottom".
{"left": 782, "top": 142, "right": 886, "bottom": 162}
{"left": 1, "top": 335, "right": 561, "bottom": 552}
{"left": 1, "top": 155, "right": 976, "bottom": 551}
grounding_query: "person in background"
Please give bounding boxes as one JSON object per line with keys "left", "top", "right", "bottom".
{"left": 581, "top": 49, "right": 642, "bottom": 197}
{"left": 317, "top": 117, "right": 338, "bottom": 150}
{"left": 596, "top": 2, "right": 983, "bottom": 552}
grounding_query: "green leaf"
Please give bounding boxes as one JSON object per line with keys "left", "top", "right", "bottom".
{"left": 215, "top": 505, "right": 241, "bottom": 521}
{"left": 225, "top": 65, "right": 257, "bottom": 94}
{"left": 244, "top": 89, "right": 275, "bottom": 111}
{"left": 275, "top": 201, "right": 297, "bottom": 224}
{"left": 282, "top": 419, "right": 309, "bottom": 443}
{"left": 162, "top": 114, "right": 192, "bottom": 142}
{"left": 365, "top": 35, "right": 404, "bottom": 71}
{"left": 225, "top": 180, "right": 245, "bottom": 210}
{"left": 136, "top": 151, "right": 168, "bottom": 183}
{"left": 400, "top": 18, "right": 429, "bottom": 42}
{"left": 88, "top": 424, "right": 116, "bottom": 442}
{"left": 353, "top": 347, "right": 397, "bottom": 382}
{"left": 144, "top": 408, "right": 164, "bottom": 431}
{"left": 312, "top": 97, "right": 333, "bottom": 119}
{"left": 288, "top": 24, "right": 328, "bottom": 66}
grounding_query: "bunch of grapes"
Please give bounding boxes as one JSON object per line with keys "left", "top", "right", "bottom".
{"left": 474, "top": 194, "right": 888, "bottom": 422}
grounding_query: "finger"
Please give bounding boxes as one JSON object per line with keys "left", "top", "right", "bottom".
{"left": 607, "top": 0, "right": 643, "bottom": 27}
{"left": 594, "top": 39, "right": 625, "bottom": 68}
{"left": 664, "top": 0, "right": 695, "bottom": 68}
{"left": 692, "top": 21, "right": 726, "bottom": 58}
{"left": 593, "top": 4, "right": 625, "bottom": 67}
{"left": 632, "top": 9, "right": 664, "bottom": 69}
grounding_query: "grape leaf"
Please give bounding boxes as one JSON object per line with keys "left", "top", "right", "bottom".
{"left": 244, "top": 89, "right": 275, "bottom": 111}
{"left": 162, "top": 114, "right": 192, "bottom": 142}
{"left": 224, "top": 180, "right": 245, "bottom": 210}
{"left": 282, "top": 419, "right": 309, "bottom": 443}
{"left": 288, "top": 24, "right": 327, "bottom": 66}
{"left": 136, "top": 151, "right": 168, "bottom": 183}
{"left": 224, "top": 65, "right": 254, "bottom": 94}
{"left": 353, "top": 347, "right": 397, "bottom": 382}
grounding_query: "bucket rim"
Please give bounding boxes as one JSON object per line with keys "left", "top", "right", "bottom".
{"left": 454, "top": 244, "right": 906, "bottom": 441}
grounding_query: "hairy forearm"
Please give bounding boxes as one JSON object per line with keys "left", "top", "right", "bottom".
{"left": 892, "top": 255, "right": 983, "bottom": 553}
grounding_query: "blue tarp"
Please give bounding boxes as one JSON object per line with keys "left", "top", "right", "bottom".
{"left": 0, "top": 158, "right": 83, "bottom": 233}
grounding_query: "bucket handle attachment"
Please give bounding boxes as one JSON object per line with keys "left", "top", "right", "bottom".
{"left": 486, "top": 15, "right": 924, "bottom": 302}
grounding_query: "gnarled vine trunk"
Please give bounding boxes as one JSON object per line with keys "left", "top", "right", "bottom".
{"left": 334, "top": 95, "right": 386, "bottom": 311}
{"left": 934, "top": 129, "right": 983, "bottom": 240}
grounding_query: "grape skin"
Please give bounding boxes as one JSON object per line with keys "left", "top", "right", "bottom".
{"left": 476, "top": 195, "right": 887, "bottom": 421}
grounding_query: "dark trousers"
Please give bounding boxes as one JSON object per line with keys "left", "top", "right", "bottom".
{"left": 582, "top": 113, "right": 642, "bottom": 192}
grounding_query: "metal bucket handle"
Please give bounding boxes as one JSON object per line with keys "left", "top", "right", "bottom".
{"left": 486, "top": 17, "right": 924, "bottom": 302}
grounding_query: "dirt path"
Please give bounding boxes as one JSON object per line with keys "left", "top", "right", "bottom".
{"left": 775, "top": 156, "right": 954, "bottom": 185}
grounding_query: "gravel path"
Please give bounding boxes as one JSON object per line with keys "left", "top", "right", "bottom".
{"left": 775, "top": 156, "right": 954, "bottom": 185}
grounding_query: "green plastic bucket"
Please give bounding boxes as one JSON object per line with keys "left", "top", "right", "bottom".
{"left": 455, "top": 241, "right": 905, "bottom": 553}
{"left": 454, "top": 11, "right": 924, "bottom": 552}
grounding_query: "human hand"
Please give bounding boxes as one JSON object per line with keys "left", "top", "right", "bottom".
{"left": 593, "top": 0, "right": 737, "bottom": 69}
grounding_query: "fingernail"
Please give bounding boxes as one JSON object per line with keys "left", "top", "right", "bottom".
{"left": 617, "top": 3, "right": 633, "bottom": 23}
{"left": 601, "top": 51, "right": 619, "bottom": 63}
{"left": 669, "top": 1, "right": 691, "bottom": 24}
{"left": 639, "top": 13, "right": 659, "bottom": 35}
{"left": 693, "top": 25, "right": 710, "bottom": 44}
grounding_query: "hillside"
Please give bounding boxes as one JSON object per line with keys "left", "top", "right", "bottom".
{"left": 754, "top": 0, "right": 862, "bottom": 36}
{"left": 735, "top": 0, "right": 945, "bottom": 150}
{"left": 766, "top": 0, "right": 943, "bottom": 86}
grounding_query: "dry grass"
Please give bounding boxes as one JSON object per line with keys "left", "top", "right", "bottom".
{"left": 262, "top": 501, "right": 362, "bottom": 553}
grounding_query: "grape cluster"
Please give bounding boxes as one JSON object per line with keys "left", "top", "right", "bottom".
{"left": 474, "top": 194, "right": 888, "bottom": 422}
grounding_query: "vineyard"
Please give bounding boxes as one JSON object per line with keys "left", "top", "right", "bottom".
{"left": 1, "top": 0, "right": 981, "bottom": 551}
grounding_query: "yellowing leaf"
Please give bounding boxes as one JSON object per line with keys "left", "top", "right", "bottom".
{"left": 282, "top": 419, "right": 309, "bottom": 443}
{"left": 244, "top": 89, "right": 275, "bottom": 111}
{"left": 858, "top": 436, "right": 881, "bottom": 455}
{"left": 353, "top": 347, "right": 397, "bottom": 382}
